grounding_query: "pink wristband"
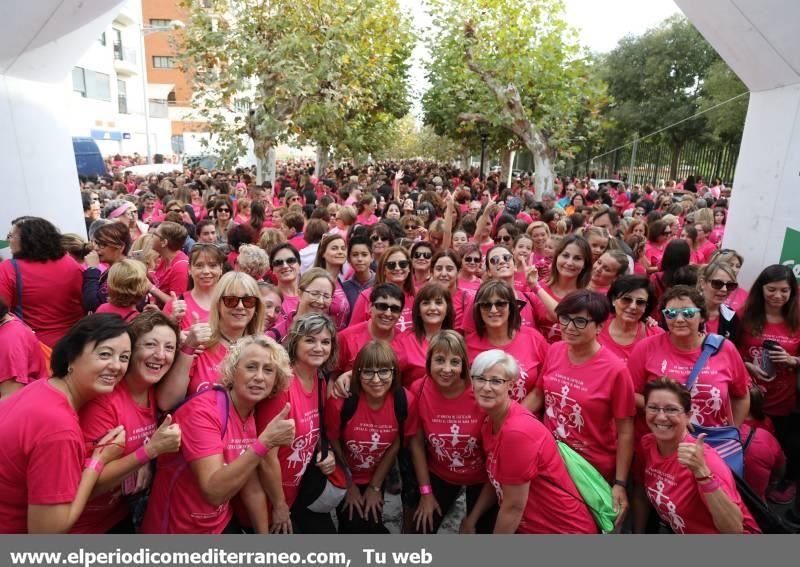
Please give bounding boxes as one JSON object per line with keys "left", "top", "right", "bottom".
{"left": 699, "top": 479, "right": 720, "bottom": 494}
{"left": 180, "top": 344, "right": 196, "bottom": 356}
{"left": 251, "top": 439, "right": 270, "bottom": 458}
{"left": 84, "top": 458, "right": 104, "bottom": 474}
{"left": 419, "top": 484, "right": 433, "bottom": 495}
{"left": 134, "top": 445, "right": 151, "bottom": 464}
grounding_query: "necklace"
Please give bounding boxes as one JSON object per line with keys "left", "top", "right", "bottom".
{"left": 220, "top": 333, "right": 235, "bottom": 344}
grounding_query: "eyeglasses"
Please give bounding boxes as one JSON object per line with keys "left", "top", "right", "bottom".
{"left": 372, "top": 301, "right": 403, "bottom": 314}
{"left": 217, "top": 208, "right": 231, "bottom": 213}
{"left": 303, "top": 289, "right": 333, "bottom": 302}
{"left": 361, "top": 368, "right": 394, "bottom": 382}
{"left": 708, "top": 279, "right": 738, "bottom": 292}
{"left": 385, "top": 260, "right": 409, "bottom": 271}
{"left": 272, "top": 256, "right": 299, "bottom": 268}
{"left": 413, "top": 251, "right": 432, "bottom": 260}
{"left": 617, "top": 296, "right": 648, "bottom": 308}
{"left": 558, "top": 315, "right": 592, "bottom": 329}
{"left": 404, "top": 225, "right": 419, "bottom": 231}
{"left": 463, "top": 256, "right": 481, "bottom": 264}
{"left": 662, "top": 307, "right": 701, "bottom": 320}
{"left": 168, "top": 208, "right": 182, "bottom": 213}
{"left": 371, "top": 234, "right": 389, "bottom": 242}
{"left": 478, "top": 300, "right": 510, "bottom": 311}
{"left": 472, "top": 375, "right": 511, "bottom": 388}
{"left": 221, "top": 295, "right": 259, "bottom": 309}
{"left": 488, "top": 254, "right": 513, "bottom": 266}
{"left": 645, "top": 405, "right": 684, "bottom": 416}
{"left": 498, "top": 235, "right": 513, "bottom": 243}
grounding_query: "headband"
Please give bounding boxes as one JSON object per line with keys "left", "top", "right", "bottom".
{"left": 109, "top": 205, "right": 131, "bottom": 219}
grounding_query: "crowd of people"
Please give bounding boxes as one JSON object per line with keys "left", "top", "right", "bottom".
{"left": 0, "top": 160, "right": 795, "bottom": 535}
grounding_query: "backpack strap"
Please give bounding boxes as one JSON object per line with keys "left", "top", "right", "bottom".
{"left": 394, "top": 387, "right": 409, "bottom": 450}
{"left": 742, "top": 426, "right": 757, "bottom": 452}
{"left": 10, "top": 259, "right": 24, "bottom": 321}
{"left": 686, "top": 334, "right": 725, "bottom": 390}
{"left": 339, "top": 393, "right": 359, "bottom": 434}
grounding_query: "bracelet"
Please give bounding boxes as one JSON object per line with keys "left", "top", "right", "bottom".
{"left": 84, "top": 458, "right": 104, "bottom": 474}
{"left": 699, "top": 479, "right": 720, "bottom": 494}
{"left": 134, "top": 445, "right": 151, "bottom": 464}
{"left": 694, "top": 472, "right": 714, "bottom": 483}
{"left": 613, "top": 479, "right": 627, "bottom": 488}
{"left": 180, "top": 344, "right": 196, "bottom": 356}
{"left": 530, "top": 284, "right": 541, "bottom": 293}
{"left": 369, "top": 484, "right": 382, "bottom": 493}
{"left": 419, "top": 484, "right": 433, "bottom": 496}
{"left": 251, "top": 439, "right": 270, "bottom": 458}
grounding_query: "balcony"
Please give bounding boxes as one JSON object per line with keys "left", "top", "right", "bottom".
{"left": 113, "top": 43, "right": 138, "bottom": 76}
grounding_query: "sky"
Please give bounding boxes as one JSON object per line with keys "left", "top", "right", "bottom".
{"left": 401, "top": 0, "right": 681, "bottom": 116}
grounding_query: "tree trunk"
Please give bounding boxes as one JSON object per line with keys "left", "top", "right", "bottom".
{"left": 500, "top": 148, "right": 513, "bottom": 186}
{"left": 315, "top": 146, "right": 330, "bottom": 177}
{"left": 461, "top": 148, "right": 471, "bottom": 170}
{"left": 256, "top": 147, "right": 277, "bottom": 185}
{"left": 669, "top": 140, "right": 683, "bottom": 181}
{"left": 532, "top": 150, "right": 555, "bottom": 199}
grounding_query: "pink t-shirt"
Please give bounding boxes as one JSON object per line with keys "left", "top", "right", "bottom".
{"left": 457, "top": 277, "right": 482, "bottom": 293}
{"left": 187, "top": 343, "right": 229, "bottom": 396}
{"left": 597, "top": 318, "right": 665, "bottom": 364}
{"left": 741, "top": 422, "right": 784, "bottom": 501}
{"left": 397, "top": 332, "right": 430, "bottom": 387}
{"left": 163, "top": 291, "right": 210, "bottom": 331}
{"left": 410, "top": 377, "right": 486, "bottom": 486}
{"left": 329, "top": 279, "right": 350, "bottom": 331}
{"left": 690, "top": 241, "right": 717, "bottom": 265}
{"left": 537, "top": 343, "right": 635, "bottom": 481}
{"left": 466, "top": 327, "right": 548, "bottom": 403}
{"left": 451, "top": 288, "right": 474, "bottom": 332}
{"left": 736, "top": 321, "right": 800, "bottom": 416}
{"left": 355, "top": 214, "right": 379, "bottom": 226}
{"left": 482, "top": 402, "right": 597, "bottom": 534}
{"left": 0, "top": 317, "right": 48, "bottom": 385}
{"left": 0, "top": 256, "right": 85, "bottom": 347}
{"left": 95, "top": 303, "right": 138, "bottom": 321}
{"left": 726, "top": 287, "right": 749, "bottom": 312}
{"left": 628, "top": 334, "right": 751, "bottom": 436}
{"left": 537, "top": 283, "right": 564, "bottom": 343}
{"left": 288, "top": 235, "right": 308, "bottom": 251}
{"left": 255, "top": 375, "right": 324, "bottom": 508}
{"left": 637, "top": 432, "right": 759, "bottom": 534}
{"left": 644, "top": 241, "right": 667, "bottom": 270}
{"left": 350, "top": 289, "right": 415, "bottom": 333}
{"left": 152, "top": 251, "right": 190, "bottom": 298}
{"left": 0, "top": 379, "right": 84, "bottom": 533}
{"left": 325, "top": 389, "right": 417, "bottom": 485}
{"left": 142, "top": 388, "right": 257, "bottom": 533}
{"left": 336, "top": 321, "right": 403, "bottom": 376}
{"left": 73, "top": 381, "right": 157, "bottom": 533}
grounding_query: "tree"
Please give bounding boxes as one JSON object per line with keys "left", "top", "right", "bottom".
{"left": 178, "top": 0, "right": 413, "bottom": 180}
{"left": 698, "top": 61, "right": 749, "bottom": 145}
{"left": 599, "top": 15, "right": 721, "bottom": 178}
{"left": 374, "top": 114, "right": 463, "bottom": 161}
{"left": 422, "top": 0, "right": 608, "bottom": 195}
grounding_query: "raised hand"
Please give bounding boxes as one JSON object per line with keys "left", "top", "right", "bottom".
{"left": 92, "top": 426, "right": 126, "bottom": 464}
{"left": 259, "top": 403, "right": 295, "bottom": 448}
{"left": 148, "top": 414, "right": 181, "bottom": 456}
{"left": 677, "top": 433, "right": 710, "bottom": 478}
{"left": 170, "top": 292, "right": 187, "bottom": 322}
{"left": 185, "top": 313, "right": 212, "bottom": 350}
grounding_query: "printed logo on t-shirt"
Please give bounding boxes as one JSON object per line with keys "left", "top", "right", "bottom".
{"left": 287, "top": 426, "right": 319, "bottom": 485}
{"left": 657, "top": 359, "right": 729, "bottom": 426}
{"left": 485, "top": 449, "right": 503, "bottom": 502}
{"left": 645, "top": 469, "right": 686, "bottom": 534}
{"left": 544, "top": 381, "right": 586, "bottom": 442}
{"left": 346, "top": 422, "right": 396, "bottom": 470}
{"left": 427, "top": 422, "right": 481, "bottom": 472}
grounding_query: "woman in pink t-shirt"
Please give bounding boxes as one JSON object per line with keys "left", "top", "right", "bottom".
{"left": 354, "top": 194, "right": 379, "bottom": 226}
{"left": 142, "top": 335, "right": 296, "bottom": 534}
{"left": 599, "top": 275, "right": 664, "bottom": 364}
{"left": 269, "top": 243, "right": 301, "bottom": 332}
{"left": 313, "top": 234, "right": 351, "bottom": 331}
{"left": 637, "top": 377, "right": 759, "bottom": 533}
{"left": 326, "top": 340, "right": 417, "bottom": 534}
{"left": 644, "top": 219, "right": 673, "bottom": 274}
{"left": 587, "top": 249, "right": 629, "bottom": 296}
{"left": 526, "top": 221, "right": 552, "bottom": 280}
{"left": 409, "top": 331, "right": 494, "bottom": 534}
{"left": 530, "top": 290, "right": 635, "bottom": 528}
{"left": 712, "top": 249, "right": 749, "bottom": 311}
{"left": 462, "top": 350, "right": 597, "bottom": 534}
{"left": 0, "top": 314, "right": 129, "bottom": 533}
{"left": 157, "top": 272, "right": 266, "bottom": 410}
{"left": 736, "top": 265, "right": 800, "bottom": 486}
{"left": 430, "top": 250, "right": 473, "bottom": 332}
{"left": 456, "top": 243, "right": 482, "bottom": 292}
{"left": 74, "top": 312, "right": 183, "bottom": 533}
{"left": 351, "top": 246, "right": 415, "bottom": 333}
{"left": 698, "top": 261, "right": 740, "bottom": 341}
{"left": 397, "top": 283, "right": 455, "bottom": 386}
{"left": 256, "top": 314, "right": 339, "bottom": 534}
{"left": 0, "top": 299, "right": 48, "bottom": 398}
{"left": 82, "top": 223, "right": 132, "bottom": 312}
{"left": 164, "top": 244, "right": 224, "bottom": 331}
{"left": 0, "top": 217, "right": 86, "bottom": 348}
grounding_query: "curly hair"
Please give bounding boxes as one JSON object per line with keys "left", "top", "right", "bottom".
{"left": 10, "top": 217, "right": 65, "bottom": 261}
{"left": 218, "top": 334, "right": 292, "bottom": 398}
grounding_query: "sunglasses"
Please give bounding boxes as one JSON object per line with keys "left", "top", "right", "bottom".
{"left": 617, "top": 296, "right": 648, "bottom": 308}
{"left": 272, "top": 256, "right": 299, "bottom": 268}
{"left": 372, "top": 301, "right": 403, "bottom": 314}
{"left": 370, "top": 234, "right": 389, "bottom": 242}
{"left": 413, "top": 251, "right": 432, "bottom": 260}
{"left": 463, "top": 256, "right": 481, "bottom": 264}
{"left": 478, "top": 300, "right": 510, "bottom": 311}
{"left": 662, "top": 307, "right": 701, "bottom": 320}
{"left": 709, "top": 279, "right": 738, "bottom": 292}
{"left": 217, "top": 208, "right": 231, "bottom": 213}
{"left": 498, "top": 235, "right": 513, "bottom": 243}
{"left": 168, "top": 208, "right": 182, "bottom": 213}
{"left": 221, "top": 295, "right": 258, "bottom": 309}
{"left": 385, "top": 260, "right": 410, "bottom": 271}
{"left": 558, "top": 315, "right": 592, "bottom": 330}
{"left": 404, "top": 225, "right": 419, "bottom": 231}
{"left": 488, "top": 254, "right": 513, "bottom": 266}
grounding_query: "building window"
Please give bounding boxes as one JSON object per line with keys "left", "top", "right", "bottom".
{"left": 117, "top": 80, "right": 128, "bottom": 114}
{"left": 149, "top": 19, "right": 172, "bottom": 29}
{"left": 98, "top": 32, "right": 106, "bottom": 46}
{"left": 167, "top": 90, "right": 177, "bottom": 106}
{"left": 152, "top": 56, "right": 176, "bottom": 69}
{"left": 72, "top": 67, "right": 111, "bottom": 101}
{"left": 72, "top": 67, "right": 86, "bottom": 96}
{"left": 233, "top": 98, "right": 251, "bottom": 113}
{"left": 149, "top": 99, "right": 169, "bottom": 118}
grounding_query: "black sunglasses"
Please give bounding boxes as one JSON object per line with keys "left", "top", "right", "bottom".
{"left": 709, "top": 279, "right": 738, "bottom": 292}
{"left": 272, "top": 256, "right": 299, "bottom": 268}
{"left": 413, "top": 251, "right": 432, "bottom": 260}
{"left": 404, "top": 225, "right": 419, "bottom": 231}
{"left": 221, "top": 295, "right": 258, "bottom": 309}
{"left": 370, "top": 234, "right": 389, "bottom": 242}
{"left": 372, "top": 301, "right": 403, "bottom": 314}
{"left": 216, "top": 208, "right": 231, "bottom": 213}
{"left": 385, "top": 260, "right": 410, "bottom": 270}
{"left": 463, "top": 256, "right": 481, "bottom": 264}
{"left": 478, "top": 300, "right": 510, "bottom": 311}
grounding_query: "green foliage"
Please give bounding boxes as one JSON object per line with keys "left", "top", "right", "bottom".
{"left": 698, "top": 61, "right": 749, "bottom": 144}
{"left": 178, "top": 0, "right": 413, "bottom": 168}
{"left": 374, "top": 114, "right": 463, "bottom": 161}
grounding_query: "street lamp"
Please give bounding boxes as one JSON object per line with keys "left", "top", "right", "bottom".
{"left": 138, "top": 20, "right": 184, "bottom": 164}
{"left": 479, "top": 129, "right": 489, "bottom": 182}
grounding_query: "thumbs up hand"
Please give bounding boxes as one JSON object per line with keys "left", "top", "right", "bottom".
{"left": 185, "top": 313, "right": 211, "bottom": 350}
{"left": 148, "top": 414, "right": 182, "bottom": 456}
{"left": 170, "top": 292, "right": 187, "bottom": 322}
{"left": 259, "top": 403, "right": 295, "bottom": 449}
{"left": 678, "top": 433, "right": 710, "bottom": 477}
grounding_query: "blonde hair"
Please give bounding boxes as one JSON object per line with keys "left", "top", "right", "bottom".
{"left": 107, "top": 259, "right": 151, "bottom": 307}
{"left": 236, "top": 244, "right": 269, "bottom": 278}
{"left": 208, "top": 272, "right": 265, "bottom": 348}
{"left": 61, "top": 233, "right": 93, "bottom": 262}
{"left": 219, "top": 335, "right": 292, "bottom": 398}
{"left": 526, "top": 221, "right": 551, "bottom": 239}
{"left": 257, "top": 228, "right": 286, "bottom": 255}
{"left": 130, "top": 234, "right": 160, "bottom": 271}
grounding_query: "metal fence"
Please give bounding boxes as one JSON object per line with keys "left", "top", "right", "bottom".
{"left": 566, "top": 139, "right": 740, "bottom": 186}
